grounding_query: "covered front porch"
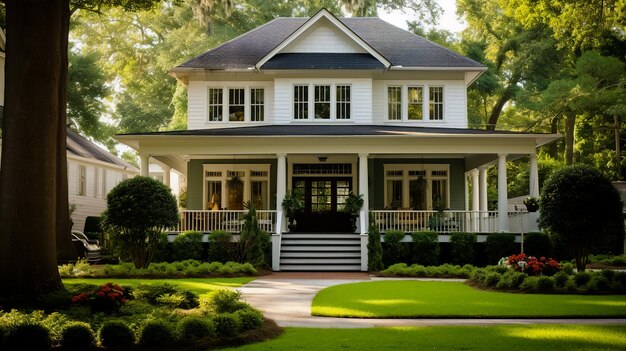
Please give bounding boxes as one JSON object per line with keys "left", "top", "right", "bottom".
{"left": 116, "top": 125, "right": 559, "bottom": 271}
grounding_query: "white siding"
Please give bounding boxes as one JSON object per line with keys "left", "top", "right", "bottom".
{"left": 187, "top": 81, "right": 274, "bottom": 129}
{"left": 372, "top": 79, "right": 467, "bottom": 128}
{"left": 282, "top": 20, "right": 366, "bottom": 54}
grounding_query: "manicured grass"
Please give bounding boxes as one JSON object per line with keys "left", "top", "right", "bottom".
{"left": 63, "top": 277, "right": 255, "bottom": 295}
{"left": 312, "top": 281, "right": 626, "bottom": 318}
{"left": 226, "top": 325, "right": 626, "bottom": 351}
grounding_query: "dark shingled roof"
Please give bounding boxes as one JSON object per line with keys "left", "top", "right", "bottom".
{"left": 67, "top": 128, "right": 136, "bottom": 169}
{"left": 262, "top": 53, "right": 385, "bottom": 69}
{"left": 118, "top": 125, "right": 536, "bottom": 137}
{"left": 176, "top": 17, "right": 484, "bottom": 70}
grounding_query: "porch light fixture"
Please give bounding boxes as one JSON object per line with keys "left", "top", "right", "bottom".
{"left": 317, "top": 156, "right": 328, "bottom": 162}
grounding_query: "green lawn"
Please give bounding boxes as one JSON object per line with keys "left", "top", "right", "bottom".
{"left": 312, "top": 281, "right": 626, "bottom": 318}
{"left": 225, "top": 325, "right": 626, "bottom": 351}
{"left": 63, "top": 277, "right": 255, "bottom": 295}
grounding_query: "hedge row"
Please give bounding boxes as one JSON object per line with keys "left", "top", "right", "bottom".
{"left": 60, "top": 260, "right": 258, "bottom": 278}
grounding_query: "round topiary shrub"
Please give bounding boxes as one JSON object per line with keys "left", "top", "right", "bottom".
{"left": 139, "top": 320, "right": 176, "bottom": 347}
{"left": 235, "top": 308, "right": 264, "bottom": 331}
{"left": 173, "top": 231, "right": 204, "bottom": 261}
{"left": 553, "top": 271, "right": 570, "bottom": 287}
{"left": 536, "top": 276, "right": 555, "bottom": 291}
{"left": 178, "top": 316, "right": 216, "bottom": 343}
{"left": 574, "top": 272, "right": 592, "bottom": 287}
{"left": 523, "top": 232, "right": 553, "bottom": 258}
{"left": 103, "top": 176, "right": 179, "bottom": 268}
{"left": 98, "top": 320, "right": 135, "bottom": 348}
{"left": 484, "top": 272, "right": 502, "bottom": 287}
{"left": 4, "top": 323, "right": 52, "bottom": 351}
{"left": 60, "top": 322, "right": 95, "bottom": 350}
{"left": 519, "top": 276, "right": 539, "bottom": 290}
{"left": 213, "top": 313, "right": 241, "bottom": 337}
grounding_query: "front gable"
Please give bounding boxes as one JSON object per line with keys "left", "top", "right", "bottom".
{"left": 255, "top": 9, "right": 390, "bottom": 70}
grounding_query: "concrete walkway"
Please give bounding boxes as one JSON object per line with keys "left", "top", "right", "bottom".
{"left": 238, "top": 273, "right": 626, "bottom": 328}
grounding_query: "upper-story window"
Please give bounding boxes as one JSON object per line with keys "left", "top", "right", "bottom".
{"left": 336, "top": 85, "right": 351, "bottom": 120}
{"left": 207, "top": 87, "right": 265, "bottom": 123}
{"left": 294, "top": 85, "right": 308, "bottom": 120}
{"left": 408, "top": 86, "right": 423, "bottom": 120}
{"left": 229, "top": 88, "right": 245, "bottom": 122}
{"left": 387, "top": 86, "right": 402, "bottom": 120}
{"left": 251, "top": 88, "right": 264, "bottom": 122}
{"left": 314, "top": 85, "right": 331, "bottom": 119}
{"left": 293, "top": 84, "right": 352, "bottom": 120}
{"left": 387, "top": 85, "right": 444, "bottom": 121}
{"left": 208, "top": 88, "right": 223, "bottom": 122}
{"left": 429, "top": 86, "right": 444, "bottom": 120}
{"left": 78, "top": 165, "right": 86, "bottom": 196}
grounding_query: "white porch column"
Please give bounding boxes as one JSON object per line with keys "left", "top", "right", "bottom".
{"left": 162, "top": 165, "right": 171, "bottom": 187}
{"left": 470, "top": 169, "right": 480, "bottom": 232}
{"left": 140, "top": 154, "right": 149, "bottom": 177}
{"left": 479, "top": 167, "right": 488, "bottom": 212}
{"left": 276, "top": 153, "right": 287, "bottom": 232}
{"left": 497, "top": 154, "right": 509, "bottom": 231}
{"left": 358, "top": 153, "right": 369, "bottom": 272}
{"left": 529, "top": 152, "right": 539, "bottom": 198}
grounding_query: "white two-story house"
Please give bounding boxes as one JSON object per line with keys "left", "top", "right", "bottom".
{"left": 117, "top": 9, "right": 559, "bottom": 271}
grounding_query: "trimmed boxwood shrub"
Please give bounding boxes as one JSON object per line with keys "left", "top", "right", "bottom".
{"left": 173, "top": 231, "right": 204, "bottom": 261}
{"left": 524, "top": 232, "right": 553, "bottom": 258}
{"left": 213, "top": 313, "right": 241, "bottom": 337}
{"left": 208, "top": 230, "right": 233, "bottom": 263}
{"left": 495, "top": 271, "right": 526, "bottom": 289}
{"left": 537, "top": 276, "right": 555, "bottom": 291}
{"left": 383, "top": 230, "right": 406, "bottom": 267}
{"left": 485, "top": 233, "right": 516, "bottom": 264}
{"left": 411, "top": 231, "right": 439, "bottom": 265}
{"left": 367, "top": 215, "right": 384, "bottom": 272}
{"left": 207, "top": 290, "right": 245, "bottom": 314}
{"left": 450, "top": 232, "right": 476, "bottom": 265}
{"left": 4, "top": 323, "right": 52, "bottom": 351}
{"left": 235, "top": 308, "right": 264, "bottom": 331}
{"left": 553, "top": 271, "right": 570, "bottom": 287}
{"left": 178, "top": 316, "right": 216, "bottom": 343}
{"left": 139, "top": 320, "right": 175, "bottom": 347}
{"left": 574, "top": 272, "right": 592, "bottom": 287}
{"left": 98, "top": 321, "right": 135, "bottom": 348}
{"left": 60, "top": 322, "right": 95, "bottom": 351}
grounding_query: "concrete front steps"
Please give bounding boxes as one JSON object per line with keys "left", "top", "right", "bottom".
{"left": 279, "top": 233, "right": 361, "bottom": 271}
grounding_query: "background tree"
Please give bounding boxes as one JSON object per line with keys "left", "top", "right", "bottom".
{"left": 539, "top": 165, "right": 624, "bottom": 271}
{"left": 103, "top": 177, "right": 179, "bottom": 269}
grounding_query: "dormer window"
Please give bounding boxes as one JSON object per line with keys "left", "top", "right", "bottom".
{"left": 293, "top": 83, "right": 352, "bottom": 120}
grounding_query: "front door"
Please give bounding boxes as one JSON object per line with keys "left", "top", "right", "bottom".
{"left": 293, "top": 177, "right": 353, "bottom": 232}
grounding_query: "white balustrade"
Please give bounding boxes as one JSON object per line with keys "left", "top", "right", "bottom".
{"left": 176, "top": 210, "right": 276, "bottom": 233}
{"left": 370, "top": 210, "right": 501, "bottom": 233}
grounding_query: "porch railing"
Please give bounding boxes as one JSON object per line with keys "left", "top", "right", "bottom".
{"left": 176, "top": 210, "right": 277, "bottom": 233}
{"left": 371, "top": 210, "right": 501, "bottom": 233}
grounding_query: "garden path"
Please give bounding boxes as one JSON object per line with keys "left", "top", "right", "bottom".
{"left": 238, "top": 273, "right": 626, "bottom": 328}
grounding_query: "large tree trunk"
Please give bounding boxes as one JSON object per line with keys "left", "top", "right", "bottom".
{"left": 485, "top": 72, "right": 521, "bottom": 131}
{"left": 0, "top": 0, "right": 67, "bottom": 298}
{"left": 564, "top": 113, "right": 576, "bottom": 165}
{"left": 56, "top": 3, "right": 76, "bottom": 262}
{"left": 548, "top": 115, "right": 560, "bottom": 158}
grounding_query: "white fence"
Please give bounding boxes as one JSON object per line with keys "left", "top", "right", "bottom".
{"left": 176, "top": 210, "right": 276, "bottom": 233}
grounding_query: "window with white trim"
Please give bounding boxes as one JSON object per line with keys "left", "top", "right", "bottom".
{"left": 314, "top": 85, "right": 331, "bottom": 119}
{"left": 101, "top": 169, "right": 107, "bottom": 197}
{"left": 78, "top": 165, "right": 86, "bottom": 196}
{"left": 429, "top": 86, "right": 444, "bottom": 120}
{"left": 336, "top": 85, "right": 351, "bottom": 120}
{"left": 387, "top": 86, "right": 402, "bottom": 120}
{"left": 203, "top": 164, "right": 271, "bottom": 210}
{"left": 294, "top": 85, "right": 308, "bottom": 120}
{"left": 250, "top": 88, "right": 264, "bottom": 122}
{"left": 229, "top": 88, "right": 245, "bottom": 122}
{"left": 208, "top": 88, "right": 223, "bottom": 122}
{"left": 383, "top": 164, "right": 450, "bottom": 210}
{"left": 408, "top": 86, "right": 423, "bottom": 120}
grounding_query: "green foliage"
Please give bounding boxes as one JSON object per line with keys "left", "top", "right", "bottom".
{"left": 4, "top": 323, "right": 52, "bottom": 351}
{"left": 133, "top": 283, "right": 199, "bottom": 309}
{"left": 523, "top": 232, "right": 553, "bottom": 258}
{"left": 539, "top": 165, "right": 624, "bottom": 271}
{"left": 98, "top": 260, "right": 256, "bottom": 277}
{"left": 367, "top": 214, "right": 384, "bottom": 272}
{"left": 103, "top": 176, "right": 178, "bottom": 268}
{"left": 139, "top": 320, "right": 175, "bottom": 347}
{"left": 60, "top": 322, "right": 95, "bottom": 351}
{"left": 574, "top": 272, "right": 592, "bottom": 287}
{"left": 98, "top": 320, "right": 135, "bottom": 348}
{"left": 485, "top": 233, "right": 517, "bottom": 263}
{"left": 178, "top": 316, "right": 216, "bottom": 343}
{"left": 410, "top": 231, "right": 439, "bottom": 266}
{"left": 281, "top": 189, "right": 304, "bottom": 217}
{"left": 208, "top": 230, "right": 233, "bottom": 263}
{"left": 206, "top": 290, "right": 245, "bottom": 314}
{"left": 536, "top": 276, "right": 556, "bottom": 291}
{"left": 152, "top": 232, "right": 174, "bottom": 263}
{"left": 381, "top": 263, "right": 475, "bottom": 279}
{"left": 213, "top": 313, "right": 241, "bottom": 337}
{"left": 450, "top": 233, "right": 477, "bottom": 265}
{"left": 343, "top": 193, "right": 364, "bottom": 214}
{"left": 561, "top": 262, "right": 575, "bottom": 275}
{"left": 235, "top": 308, "right": 264, "bottom": 331}
{"left": 173, "top": 231, "right": 204, "bottom": 261}
{"left": 495, "top": 271, "right": 527, "bottom": 289}
{"left": 239, "top": 204, "right": 268, "bottom": 268}
{"left": 382, "top": 230, "right": 406, "bottom": 267}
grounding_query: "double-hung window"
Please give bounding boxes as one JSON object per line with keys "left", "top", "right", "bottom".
{"left": 208, "top": 88, "right": 223, "bottom": 122}
{"left": 314, "top": 85, "right": 331, "bottom": 119}
{"left": 408, "top": 86, "right": 423, "bottom": 120}
{"left": 78, "top": 165, "right": 86, "bottom": 196}
{"left": 336, "top": 85, "right": 351, "bottom": 120}
{"left": 229, "top": 88, "right": 245, "bottom": 122}
{"left": 387, "top": 86, "right": 402, "bottom": 120}
{"left": 250, "top": 88, "right": 264, "bottom": 122}
{"left": 294, "top": 85, "right": 309, "bottom": 120}
{"left": 429, "top": 86, "right": 444, "bottom": 120}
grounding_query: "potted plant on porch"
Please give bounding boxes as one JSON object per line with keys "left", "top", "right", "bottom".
{"left": 343, "top": 192, "right": 364, "bottom": 232}
{"left": 281, "top": 189, "right": 304, "bottom": 231}
{"left": 523, "top": 197, "right": 539, "bottom": 212}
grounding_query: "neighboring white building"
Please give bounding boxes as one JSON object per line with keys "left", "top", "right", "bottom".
{"left": 117, "top": 9, "right": 560, "bottom": 271}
